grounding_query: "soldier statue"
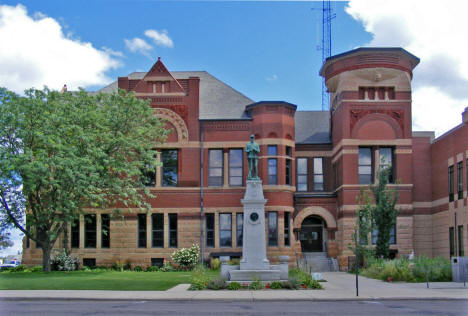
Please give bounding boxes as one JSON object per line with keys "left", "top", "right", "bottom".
{"left": 245, "top": 134, "right": 260, "bottom": 180}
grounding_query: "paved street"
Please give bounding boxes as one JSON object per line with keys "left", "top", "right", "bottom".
{"left": 1, "top": 299, "right": 467, "bottom": 316}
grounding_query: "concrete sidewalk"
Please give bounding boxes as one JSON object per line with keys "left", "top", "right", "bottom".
{"left": 1, "top": 272, "right": 467, "bottom": 301}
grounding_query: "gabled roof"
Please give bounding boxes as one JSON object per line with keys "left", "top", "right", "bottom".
{"left": 295, "top": 111, "right": 331, "bottom": 144}
{"left": 97, "top": 71, "right": 254, "bottom": 120}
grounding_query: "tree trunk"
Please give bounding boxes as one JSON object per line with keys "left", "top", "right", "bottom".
{"left": 42, "top": 245, "right": 52, "bottom": 272}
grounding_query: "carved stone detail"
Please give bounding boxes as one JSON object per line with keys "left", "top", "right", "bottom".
{"left": 154, "top": 108, "right": 189, "bottom": 143}
{"left": 350, "top": 109, "right": 404, "bottom": 132}
{"left": 204, "top": 121, "right": 250, "bottom": 131}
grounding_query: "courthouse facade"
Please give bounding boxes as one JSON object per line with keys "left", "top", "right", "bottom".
{"left": 22, "top": 47, "right": 468, "bottom": 269}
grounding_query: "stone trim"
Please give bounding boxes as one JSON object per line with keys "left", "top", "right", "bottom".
{"left": 293, "top": 206, "right": 337, "bottom": 229}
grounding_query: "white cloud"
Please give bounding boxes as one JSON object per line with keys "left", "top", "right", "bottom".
{"left": 0, "top": 4, "right": 121, "bottom": 93}
{"left": 346, "top": 0, "right": 468, "bottom": 136}
{"left": 144, "top": 29, "right": 174, "bottom": 48}
{"left": 124, "top": 37, "right": 153, "bottom": 57}
{"left": 266, "top": 74, "right": 278, "bottom": 82}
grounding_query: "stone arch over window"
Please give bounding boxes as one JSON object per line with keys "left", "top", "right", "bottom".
{"left": 154, "top": 108, "right": 189, "bottom": 143}
{"left": 267, "top": 132, "right": 278, "bottom": 138}
{"left": 351, "top": 113, "right": 403, "bottom": 139}
{"left": 294, "top": 206, "right": 336, "bottom": 229}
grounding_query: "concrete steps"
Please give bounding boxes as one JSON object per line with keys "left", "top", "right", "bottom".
{"left": 299, "top": 252, "right": 337, "bottom": 272}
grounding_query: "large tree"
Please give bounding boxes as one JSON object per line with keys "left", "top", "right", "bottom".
{"left": 0, "top": 87, "right": 168, "bottom": 271}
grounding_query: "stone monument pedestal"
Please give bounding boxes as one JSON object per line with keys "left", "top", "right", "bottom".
{"left": 223, "top": 179, "right": 288, "bottom": 282}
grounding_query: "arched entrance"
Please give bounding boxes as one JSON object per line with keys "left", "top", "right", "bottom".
{"left": 300, "top": 216, "right": 327, "bottom": 252}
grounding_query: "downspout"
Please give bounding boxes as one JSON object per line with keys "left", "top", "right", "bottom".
{"left": 200, "top": 123, "right": 205, "bottom": 264}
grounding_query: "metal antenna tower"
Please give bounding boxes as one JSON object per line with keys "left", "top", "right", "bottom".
{"left": 318, "top": 0, "right": 335, "bottom": 111}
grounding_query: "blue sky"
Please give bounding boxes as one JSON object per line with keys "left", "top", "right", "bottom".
{"left": 1, "top": 0, "right": 467, "bottom": 256}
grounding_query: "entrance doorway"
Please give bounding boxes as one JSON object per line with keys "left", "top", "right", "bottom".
{"left": 300, "top": 216, "right": 326, "bottom": 252}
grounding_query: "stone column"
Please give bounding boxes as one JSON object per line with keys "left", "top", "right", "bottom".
{"left": 240, "top": 179, "right": 269, "bottom": 270}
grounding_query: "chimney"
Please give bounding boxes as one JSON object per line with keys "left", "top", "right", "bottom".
{"left": 463, "top": 107, "right": 468, "bottom": 124}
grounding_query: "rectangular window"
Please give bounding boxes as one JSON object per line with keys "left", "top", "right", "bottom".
{"left": 313, "top": 157, "right": 324, "bottom": 191}
{"left": 285, "top": 147, "right": 292, "bottom": 185}
{"left": 268, "top": 212, "right": 278, "bottom": 246}
{"left": 458, "top": 225, "right": 464, "bottom": 257}
{"left": 284, "top": 212, "right": 290, "bottom": 247}
{"left": 138, "top": 214, "right": 147, "bottom": 248}
{"left": 208, "top": 149, "right": 223, "bottom": 186}
{"left": 84, "top": 214, "right": 96, "bottom": 248}
{"left": 379, "top": 147, "right": 394, "bottom": 183}
{"left": 236, "top": 213, "right": 243, "bottom": 247}
{"left": 140, "top": 152, "right": 156, "bottom": 187}
{"left": 71, "top": 218, "right": 80, "bottom": 248}
{"left": 457, "top": 162, "right": 463, "bottom": 199}
{"left": 297, "top": 158, "right": 308, "bottom": 192}
{"left": 267, "top": 145, "right": 277, "bottom": 156}
{"left": 268, "top": 158, "right": 277, "bottom": 185}
{"left": 151, "top": 258, "right": 164, "bottom": 268}
{"left": 449, "top": 165, "right": 454, "bottom": 202}
{"left": 449, "top": 227, "right": 455, "bottom": 257}
{"left": 359, "top": 148, "right": 373, "bottom": 184}
{"left": 372, "top": 225, "right": 396, "bottom": 245}
{"left": 229, "top": 149, "right": 243, "bottom": 186}
{"left": 219, "top": 213, "right": 232, "bottom": 247}
{"left": 101, "top": 214, "right": 110, "bottom": 248}
{"left": 169, "top": 213, "right": 178, "bottom": 248}
{"left": 205, "top": 213, "right": 214, "bottom": 248}
{"left": 162, "top": 149, "right": 178, "bottom": 187}
{"left": 151, "top": 213, "right": 164, "bottom": 248}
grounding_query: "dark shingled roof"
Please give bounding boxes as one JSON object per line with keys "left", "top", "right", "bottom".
{"left": 294, "top": 111, "right": 331, "bottom": 144}
{"left": 97, "top": 71, "right": 253, "bottom": 120}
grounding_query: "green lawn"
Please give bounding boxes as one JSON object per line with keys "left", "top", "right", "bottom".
{"left": 0, "top": 270, "right": 219, "bottom": 291}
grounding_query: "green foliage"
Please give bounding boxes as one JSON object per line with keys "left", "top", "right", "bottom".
{"left": 0, "top": 87, "right": 168, "bottom": 271}
{"left": 145, "top": 266, "right": 160, "bottom": 272}
{"left": 50, "top": 249, "right": 79, "bottom": 271}
{"left": 270, "top": 281, "right": 283, "bottom": 289}
{"left": 227, "top": 282, "right": 242, "bottom": 290}
{"left": 10, "top": 264, "right": 27, "bottom": 272}
{"left": 160, "top": 260, "right": 175, "bottom": 272}
{"left": 123, "top": 262, "right": 132, "bottom": 271}
{"left": 228, "top": 259, "right": 240, "bottom": 266}
{"left": 210, "top": 258, "right": 221, "bottom": 270}
{"left": 26, "top": 266, "right": 43, "bottom": 273}
{"left": 352, "top": 166, "right": 399, "bottom": 259}
{"left": 133, "top": 265, "right": 143, "bottom": 272}
{"left": 82, "top": 266, "right": 91, "bottom": 271}
{"left": 248, "top": 279, "right": 264, "bottom": 290}
{"left": 171, "top": 244, "right": 200, "bottom": 270}
{"left": 361, "top": 257, "right": 452, "bottom": 282}
{"left": 289, "top": 268, "right": 323, "bottom": 289}
{"left": 189, "top": 265, "right": 209, "bottom": 290}
{"left": 207, "top": 277, "right": 227, "bottom": 290}
{"left": 282, "top": 277, "right": 301, "bottom": 290}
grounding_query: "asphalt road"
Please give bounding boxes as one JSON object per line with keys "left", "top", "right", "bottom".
{"left": 1, "top": 299, "right": 468, "bottom": 316}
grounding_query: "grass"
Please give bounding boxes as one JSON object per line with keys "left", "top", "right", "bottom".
{"left": 0, "top": 270, "right": 219, "bottom": 291}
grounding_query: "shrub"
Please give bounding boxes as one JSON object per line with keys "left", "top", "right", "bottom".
{"left": 412, "top": 256, "right": 452, "bottom": 282}
{"left": 10, "top": 264, "right": 27, "bottom": 272}
{"left": 211, "top": 258, "right": 221, "bottom": 270}
{"left": 146, "top": 266, "right": 160, "bottom": 272}
{"left": 207, "top": 277, "right": 227, "bottom": 290}
{"left": 26, "top": 266, "right": 43, "bottom": 273}
{"left": 123, "top": 262, "right": 132, "bottom": 271}
{"left": 133, "top": 265, "right": 143, "bottom": 272}
{"left": 282, "top": 277, "right": 301, "bottom": 290}
{"left": 270, "top": 281, "right": 283, "bottom": 289}
{"left": 51, "top": 249, "right": 79, "bottom": 271}
{"left": 111, "top": 259, "right": 124, "bottom": 272}
{"left": 82, "top": 265, "right": 91, "bottom": 271}
{"left": 160, "top": 260, "right": 175, "bottom": 272}
{"left": 189, "top": 265, "right": 209, "bottom": 290}
{"left": 171, "top": 244, "right": 200, "bottom": 270}
{"left": 228, "top": 259, "right": 240, "bottom": 266}
{"left": 248, "top": 279, "right": 263, "bottom": 290}
{"left": 228, "top": 282, "right": 242, "bottom": 290}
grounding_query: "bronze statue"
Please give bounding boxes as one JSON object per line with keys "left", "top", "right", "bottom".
{"left": 245, "top": 134, "right": 260, "bottom": 180}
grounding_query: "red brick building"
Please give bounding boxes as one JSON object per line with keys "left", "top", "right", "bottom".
{"left": 22, "top": 48, "right": 468, "bottom": 269}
